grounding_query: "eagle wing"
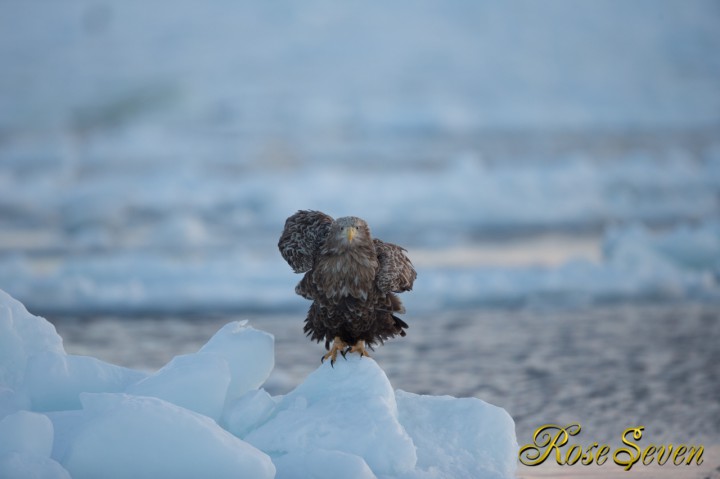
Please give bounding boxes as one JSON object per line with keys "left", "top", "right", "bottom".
{"left": 278, "top": 210, "right": 334, "bottom": 273}
{"left": 373, "top": 238, "right": 417, "bottom": 293}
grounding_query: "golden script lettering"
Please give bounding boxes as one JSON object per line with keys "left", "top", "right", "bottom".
{"left": 519, "top": 424, "right": 704, "bottom": 471}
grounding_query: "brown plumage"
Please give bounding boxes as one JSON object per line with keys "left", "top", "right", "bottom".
{"left": 278, "top": 210, "right": 416, "bottom": 364}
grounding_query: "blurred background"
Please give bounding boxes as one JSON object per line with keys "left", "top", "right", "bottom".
{"left": 1, "top": 0, "right": 719, "bottom": 449}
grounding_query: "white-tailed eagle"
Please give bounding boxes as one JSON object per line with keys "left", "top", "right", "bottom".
{"left": 278, "top": 210, "right": 416, "bottom": 365}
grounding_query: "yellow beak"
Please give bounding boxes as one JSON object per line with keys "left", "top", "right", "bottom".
{"left": 346, "top": 227, "right": 355, "bottom": 242}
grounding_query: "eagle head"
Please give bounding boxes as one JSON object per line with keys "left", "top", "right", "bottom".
{"left": 326, "top": 216, "right": 372, "bottom": 252}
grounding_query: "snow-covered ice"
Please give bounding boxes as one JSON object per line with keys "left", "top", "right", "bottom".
{"left": 126, "top": 352, "right": 230, "bottom": 421}
{"left": 25, "top": 352, "right": 146, "bottom": 412}
{"left": 244, "top": 356, "right": 418, "bottom": 476}
{"left": 0, "top": 410, "right": 70, "bottom": 479}
{"left": 199, "top": 320, "right": 275, "bottom": 402}
{"left": 0, "top": 452, "right": 70, "bottom": 479}
{"left": 0, "top": 411, "right": 54, "bottom": 458}
{"left": 272, "top": 449, "right": 377, "bottom": 479}
{"left": 221, "top": 388, "right": 277, "bottom": 439}
{"left": 396, "top": 391, "right": 517, "bottom": 479}
{"left": 60, "top": 393, "right": 275, "bottom": 479}
{"left": 2, "top": 215, "right": 719, "bottom": 315}
{"left": 405, "top": 220, "right": 720, "bottom": 311}
{"left": 0, "top": 290, "right": 65, "bottom": 390}
{"left": 0, "top": 289, "right": 518, "bottom": 478}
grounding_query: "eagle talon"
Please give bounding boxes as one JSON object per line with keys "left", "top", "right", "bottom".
{"left": 322, "top": 336, "right": 348, "bottom": 367}
{"left": 347, "top": 340, "right": 371, "bottom": 359}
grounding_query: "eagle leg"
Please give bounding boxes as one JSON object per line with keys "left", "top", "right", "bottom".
{"left": 321, "top": 337, "right": 348, "bottom": 367}
{"left": 346, "top": 340, "right": 371, "bottom": 359}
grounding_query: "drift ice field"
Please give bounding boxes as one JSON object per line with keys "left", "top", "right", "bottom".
{"left": 0, "top": 289, "right": 517, "bottom": 478}
{"left": 2, "top": 2, "right": 720, "bottom": 477}
{"left": 2, "top": 1, "right": 720, "bottom": 315}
